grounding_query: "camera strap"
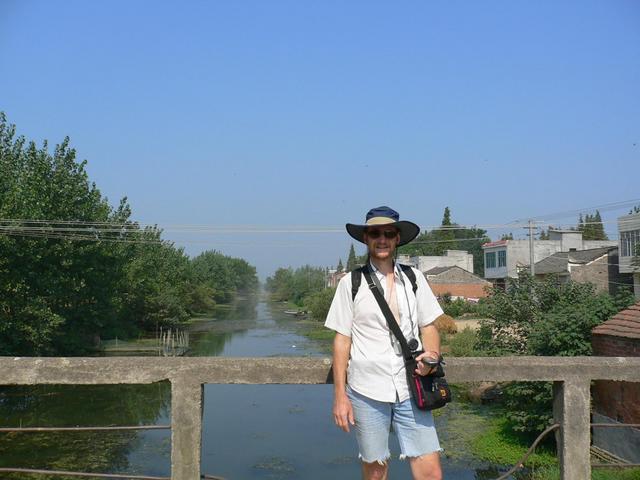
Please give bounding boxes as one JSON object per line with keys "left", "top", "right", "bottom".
{"left": 362, "top": 267, "right": 414, "bottom": 362}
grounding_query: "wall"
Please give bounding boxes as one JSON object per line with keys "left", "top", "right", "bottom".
{"left": 570, "top": 255, "right": 610, "bottom": 294}
{"left": 400, "top": 250, "right": 474, "bottom": 274}
{"left": 591, "top": 333, "right": 640, "bottom": 462}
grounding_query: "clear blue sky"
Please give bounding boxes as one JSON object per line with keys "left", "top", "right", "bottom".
{"left": 1, "top": 0, "right": 639, "bottom": 277}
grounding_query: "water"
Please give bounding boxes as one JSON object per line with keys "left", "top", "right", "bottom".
{"left": 0, "top": 298, "right": 522, "bottom": 479}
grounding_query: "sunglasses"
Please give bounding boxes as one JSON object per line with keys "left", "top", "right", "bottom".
{"left": 366, "top": 229, "right": 399, "bottom": 239}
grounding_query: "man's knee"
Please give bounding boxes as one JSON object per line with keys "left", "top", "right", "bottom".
{"left": 362, "top": 460, "right": 388, "bottom": 480}
{"left": 409, "top": 451, "right": 442, "bottom": 480}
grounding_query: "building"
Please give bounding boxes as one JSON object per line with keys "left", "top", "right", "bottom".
{"left": 618, "top": 211, "right": 640, "bottom": 300}
{"left": 482, "top": 230, "right": 617, "bottom": 287}
{"left": 326, "top": 269, "right": 347, "bottom": 288}
{"left": 423, "top": 266, "right": 491, "bottom": 302}
{"left": 591, "top": 302, "right": 640, "bottom": 463}
{"left": 398, "top": 250, "right": 474, "bottom": 274}
{"left": 533, "top": 246, "right": 632, "bottom": 295}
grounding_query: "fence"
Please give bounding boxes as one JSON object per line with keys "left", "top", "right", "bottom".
{"left": 2, "top": 356, "right": 640, "bottom": 480}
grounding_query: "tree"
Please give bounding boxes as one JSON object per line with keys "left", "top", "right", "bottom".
{"left": 336, "top": 259, "right": 344, "bottom": 273}
{"left": 538, "top": 228, "right": 550, "bottom": 240}
{"left": 501, "top": 233, "right": 514, "bottom": 240}
{"left": 0, "top": 113, "right": 123, "bottom": 354}
{"left": 578, "top": 210, "right": 608, "bottom": 240}
{"left": 265, "top": 265, "right": 326, "bottom": 306}
{"left": 305, "top": 287, "right": 336, "bottom": 321}
{"left": 346, "top": 244, "right": 358, "bottom": 271}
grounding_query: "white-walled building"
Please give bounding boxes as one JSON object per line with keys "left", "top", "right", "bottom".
{"left": 482, "top": 230, "right": 617, "bottom": 287}
{"left": 398, "top": 250, "right": 474, "bottom": 274}
{"left": 618, "top": 211, "right": 640, "bottom": 299}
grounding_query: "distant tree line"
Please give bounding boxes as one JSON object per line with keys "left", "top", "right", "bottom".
{"left": 0, "top": 113, "right": 257, "bottom": 356}
{"left": 265, "top": 265, "right": 326, "bottom": 306}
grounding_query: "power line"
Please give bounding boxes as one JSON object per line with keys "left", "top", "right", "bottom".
{"left": 511, "top": 198, "right": 640, "bottom": 223}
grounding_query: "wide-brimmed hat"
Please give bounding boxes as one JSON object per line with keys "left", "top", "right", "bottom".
{"left": 346, "top": 206, "right": 420, "bottom": 247}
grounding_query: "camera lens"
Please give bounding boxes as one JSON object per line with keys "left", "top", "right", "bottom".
{"left": 408, "top": 338, "right": 419, "bottom": 351}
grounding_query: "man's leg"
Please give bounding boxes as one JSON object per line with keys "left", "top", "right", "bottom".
{"left": 392, "top": 399, "right": 442, "bottom": 480}
{"left": 408, "top": 452, "right": 442, "bottom": 480}
{"left": 348, "top": 388, "right": 392, "bottom": 480}
{"left": 362, "top": 460, "right": 388, "bottom": 480}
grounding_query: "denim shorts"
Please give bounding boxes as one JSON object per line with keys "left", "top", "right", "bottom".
{"left": 347, "top": 385, "right": 441, "bottom": 463}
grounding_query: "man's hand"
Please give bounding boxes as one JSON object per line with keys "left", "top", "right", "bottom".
{"left": 414, "top": 350, "right": 440, "bottom": 376}
{"left": 333, "top": 392, "right": 355, "bottom": 433}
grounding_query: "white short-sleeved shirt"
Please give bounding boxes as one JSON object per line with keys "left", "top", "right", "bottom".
{"left": 324, "top": 262, "right": 443, "bottom": 403}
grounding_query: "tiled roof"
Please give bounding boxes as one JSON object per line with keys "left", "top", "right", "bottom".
{"left": 592, "top": 302, "right": 640, "bottom": 340}
{"left": 424, "top": 266, "right": 454, "bottom": 276}
{"left": 535, "top": 247, "right": 616, "bottom": 275}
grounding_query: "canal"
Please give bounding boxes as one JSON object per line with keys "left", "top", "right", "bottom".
{"left": 0, "top": 298, "right": 527, "bottom": 479}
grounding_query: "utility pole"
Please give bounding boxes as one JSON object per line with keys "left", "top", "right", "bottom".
{"left": 528, "top": 219, "right": 535, "bottom": 276}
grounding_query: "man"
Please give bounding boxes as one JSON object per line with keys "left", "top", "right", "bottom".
{"left": 325, "top": 206, "right": 444, "bottom": 480}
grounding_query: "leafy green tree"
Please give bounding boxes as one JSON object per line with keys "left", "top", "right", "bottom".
{"left": 501, "top": 233, "right": 514, "bottom": 240}
{"left": 0, "top": 114, "right": 123, "bottom": 354}
{"left": 578, "top": 210, "right": 608, "bottom": 240}
{"left": 336, "top": 259, "right": 344, "bottom": 273}
{"left": 265, "top": 265, "right": 326, "bottom": 306}
{"left": 305, "top": 287, "right": 336, "bottom": 321}
{"left": 346, "top": 244, "right": 358, "bottom": 271}
{"left": 190, "top": 250, "right": 258, "bottom": 304}
{"left": 265, "top": 267, "right": 295, "bottom": 302}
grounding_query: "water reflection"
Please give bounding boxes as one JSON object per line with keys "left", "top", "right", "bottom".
{"left": 0, "top": 382, "right": 170, "bottom": 478}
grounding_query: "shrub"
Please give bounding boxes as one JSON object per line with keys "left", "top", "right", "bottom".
{"left": 434, "top": 314, "right": 457, "bottom": 334}
{"left": 304, "top": 287, "right": 336, "bottom": 321}
{"left": 449, "top": 327, "right": 483, "bottom": 357}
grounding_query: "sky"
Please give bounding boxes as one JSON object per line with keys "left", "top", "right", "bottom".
{"left": 1, "top": 0, "right": 639, "bottom": 278}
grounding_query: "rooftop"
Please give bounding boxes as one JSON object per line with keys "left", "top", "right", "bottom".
{"left": 534, "top": 247, "right": 616, "bottom": 275}
{"left": 592, "top": 302, "right": 640, "bottom": 340}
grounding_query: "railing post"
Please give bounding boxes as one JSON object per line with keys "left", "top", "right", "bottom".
{"left": 553, "top": 379, "right": 591, "bottom": 480}
{"left": 171, "top": 379, "right": 203, "bottom": 480}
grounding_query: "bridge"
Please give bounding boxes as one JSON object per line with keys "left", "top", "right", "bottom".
{"left": 2, "top": 356, "right": 640, "bottom": 480}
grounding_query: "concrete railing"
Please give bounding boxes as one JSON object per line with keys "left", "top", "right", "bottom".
{"left": 2, "top": 356, "right": 640, "bottom": 480}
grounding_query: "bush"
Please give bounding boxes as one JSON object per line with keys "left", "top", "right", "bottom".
{"left": 304, "top": 287, "right": 336, "bottom": 321}
{"left": 449, "top": 327, "right": 483, "bottom": 357}
{"left": 434, "top": 314, "right": 457, "bottom": 334}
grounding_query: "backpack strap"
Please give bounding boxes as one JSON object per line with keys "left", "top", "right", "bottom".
{"left": 352, "top": 263, "right": 418, "bottom": 301}
{"left": 351, "top": 266, "right": 365, "bottom": 301}
{"left": 399, "top": 263, "right": 418, "bottom": 295}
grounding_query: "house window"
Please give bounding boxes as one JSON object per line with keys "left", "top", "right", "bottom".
{"left": 620, "top": 230, "right": 640, "bottom": 257}
{"left": 486, "top": 252, "right": 497, "bottom": 269}
{"left": 498, "top": 250, "right": 507, "bottom": 267}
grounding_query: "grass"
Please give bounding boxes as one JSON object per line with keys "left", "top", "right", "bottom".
{"left": 469, "top": 415, "right": 557, "bottom": 468}
{"left": 530, "top": 466, "right": 640, "bottom": 480}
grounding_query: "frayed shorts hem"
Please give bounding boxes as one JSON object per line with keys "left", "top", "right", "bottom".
{"left": 358, "top": 453, "right": 390, "bottom": 465}
{"left": 398, "top": 447, "right": 443, "bottom": 461}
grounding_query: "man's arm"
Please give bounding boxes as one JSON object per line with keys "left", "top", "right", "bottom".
{"left": 415, "top": 323, "right": 441, "bottom": 376}
{"left": 332, "top": 332, "right": 354, "bottom": 433}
